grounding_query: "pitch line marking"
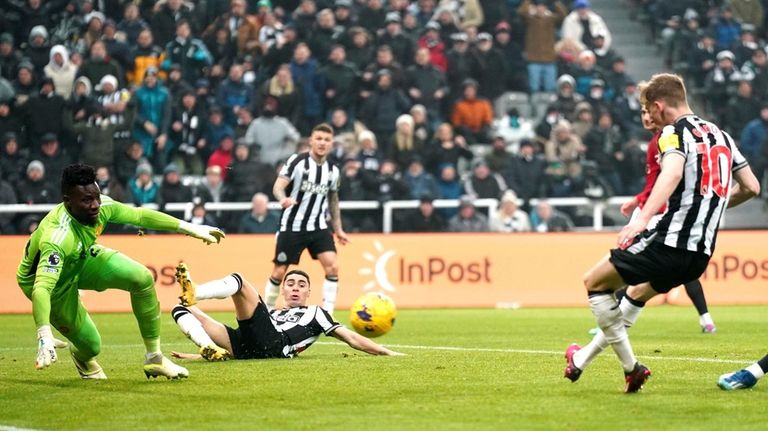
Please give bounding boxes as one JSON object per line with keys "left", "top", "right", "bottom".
{"left": 0, "top": 425, "right": 47, "bottom": 431}
{"left": 0, "top": 342, "right": 751, "bottom": 365}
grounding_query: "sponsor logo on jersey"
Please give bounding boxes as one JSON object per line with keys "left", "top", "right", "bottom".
{"left": 47, "top": 252, "right": 61, "bottom": 266}
{"left": 299, "top": 180, "right": 329, "bottom": 195}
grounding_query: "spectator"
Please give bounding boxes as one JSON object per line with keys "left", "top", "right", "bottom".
{"left": 259, "top": 12, "right": 286, "bottom": 55}
{"left": 741, "top": 47, "right": 768, "bottom": 99}
{"left": 309, "top": 9, "right": 342, "bottom": 63}
{"left": 448, "top": 195, "right": 489, "bottom": 232}
{"left": 258, "top": 64, "right": 302, "bottom": 125}
{"left": 102, "top": 19, "right": 132, "bottom": 73}
{"left": 471, "top": 32, "right": 506, "bottom": 101}
{"left": 0, "top": 33, "right": 21, "bottom": 81}
{"left": 37, "top": 133, "right": 70, "bottom": 185}
{"left": 329, "top": 107, "right": 367, "bottom": 158}
{"left": 359, "top": 0, "right": 387, "bottom": 31}
{"left": 379, "top": 13, "right": 416, "bottom": 69}
{"left": 731, "top": 1, "right": 764, "bottom": 35}
{"left": 493, "top": 107, "right": 536, "bottom": 151}
{"left": 225, "top": 142, "right": 276, "bottom": 202}
{"left": 604, "top": 56, "right": 630, "bottom": 99}
{"left": 709, "top": 6, "right": 741, "bottom": 51}
{"left": 730, "top": 24, "right": 757, "bottom": 67}
{"left": 434, "top": 7, "right": 461, "bottom": 39}
{"left": 338, "top": 159, "right": 369, "bottom": 204}
{"left": 116, "top": 140, "right": 148, "bottom": 187}
{"left": 463, "top": 159, "right": 506, "bottom": 199}
{"left": 361, "top": 45, "right": 405, "bottom": 96}
{"left": 0, "top": 132, "right": 27, "bottom": 188}
{"left": 127, "top": 28, "right": 165, "bottom": 88}
{"left": 346, "top": 27, "right": 376, "bottom": 72}
{"left": 194, "top": 165, "right": 226, "bottom": 205}
{"left": 207, "top": 134, "right": 235, "bottom": 181}
{"left": 244, "top": 97, "right": 300, "bottom": 166}
{"left": 20, "top": 77, "right": 66, "bottom": 153}
{"left": 445, "top": 33, "right": 474, "bottom": 101}
{"left": 585, "top": 79, "right": 610, "bottom": 116}
{"left": 550, "top": 74, "right": 583, "bottom": 121}
{"left": 81, "top": 11, "right": 106, "bottom": 51}
{"left": 405, "top": 47, "right": 448, "bottom": 123}
{"left": 554, "top": 33, "right": 586, "bottom": 78}
{"left": 583, "top": 111, "right": 623, "bottom": 195}
{"left": 202, "top": 0, "right": 261, "bottom": 59}
{"left": 740, "top": 104, "right": 768, "bottom": 182}
{"left": 485, "top": 136, "right": 513, "bottom": 174}
{"left": 239, "top": 193, "right": 280, "bottom": 233}
{"left": 117, "top": 3, "right": 149, "bottom": 46}
{"left": 0, "top": 169, "right": 16, "bottom": 233}
{"left": 450, "top": 79, "right": 493, "bottom": 144}
{"left": 44, "top": 45, "right": 77, "bottom": 100}
{"left": 570, "top": 101, "right": 594, "bottom": 139}
{"left": 290, "top": 43, "right": 325, "bottom": 134}
{"left": 359, "top": 69, "right": 411, "bottom": 150}
{"left": 17, "top": 160, "right": 57, "bottom": 204}
{"left": 530, "top": 200, "right": 573, "bottom": 232}
{"left": 704, "top": 50, "right": 745, "bottom": 122}
{"left": 133, "top": 67, "right": 172, "bottom": 169}
{"left": 436, "top": 0, "right": 484, "bottom": 30}
{"left": 204, "top": 107, "right": 234, "bottom": 158}
{"left": 188, "top": 203, "right": 218, "bottom": 228}
{"left": 321, "top": 45, "right": 359, "bottom": 114}
{"left": 687, "top": 31, "right": 717, "bottom": 88}
{"left": 490, "top": 190, "right": 531, "bottom": 232}
{"left": 95, "top": 165, "right": 129, "bottom": 203}
{"left": 13, "top": 61, "right": 37, "bottom": 106}
{"left": 518, "top": 0, "right": 567, "bottom": 93}
{"left": 493, "top": 22, "right": 527, "bottom": 93}
{"left": 411, "top": 104, "right": 432, "bottom": 149}
{"left": 262, "top": 24, "right": 299, "bottom": 78}
{"left": 612, "top": 80, "right": 642, "bottom": 138}
{"left": 357, "top": 130, "right": 383, "bottom": 173}
{"left": 151, "top": 0, "right": 198, "bottom": 47}
{"left": 436, "top": 163, "right": 463, "bottom": 219}
{"left": 127, "top": 163, "right": 159, "bottom": 206}
{"left": 545, "top": 120, "right": 584, "bottom": 176}
{"left": 402, "top": 194, "right": 445, "bottom": 232}
{"left": 170, "top": 90, "right": 207, "bottom": 175}
{"left": 505, "top": 139, "right": 547, "bottom": 201}
{"left": 403, "top": 157, "right": 440, "bottom": 200}
{"left": 725, "top": 80, "right": 761, "bottom": 136}
{"left": 561, "top": 0, "right": 612, "bottom": 51}
{"left": 162, "top": 19, "right": 213, "bottom": 84}
{"left": 424, "top": 122, "right": 474, "bottom": 174}
{"left": 217, "top": 64, "right": 253, "bottom": 127}
{"left": 24, "top": 25, "right": 51, "bottom": 74}
{"left": 204, "top": 27, "right": 237, "bottom": 73}
{"left": 417, "top": 22, "right": 447, "bottom": 72}
{"left": 572, "top": 50, "right": 604, "bottom": 97}
{"left": 390, "top": 114, "right": 422, "bottom": 170}
{"left": 158, "top": 163, "right": 194, "bottom": 215}
{"left": 96, "top": 73, "right": 134, "bottom": 153}
{"left": 78, "top": 41, "right": 123, "bottom": 90}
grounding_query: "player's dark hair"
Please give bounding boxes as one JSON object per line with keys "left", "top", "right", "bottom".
{"left": 284, "top": 269, "right": 310, "bottom": 285}
{"left": 61, "top": 164, "right": 96, "bottom": 195}
{"left": 311, "top": 123, "right": 333, "bottom": 136}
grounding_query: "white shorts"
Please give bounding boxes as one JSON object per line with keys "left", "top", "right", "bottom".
{"left": 630, "top": 207, "right": 663, "bottom": 230}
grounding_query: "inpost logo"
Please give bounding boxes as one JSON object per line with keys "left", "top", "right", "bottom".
{"left": 358, "top": 240, "right": 492, "bottom": 291}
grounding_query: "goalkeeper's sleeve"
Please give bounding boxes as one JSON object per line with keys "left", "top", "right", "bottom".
{"left": 102, "top": 195, "right": 180, "bottom": 231}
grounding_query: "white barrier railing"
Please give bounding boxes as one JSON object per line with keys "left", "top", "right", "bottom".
{"left": 0, "top": 197, "right": 639, "bottom": 233}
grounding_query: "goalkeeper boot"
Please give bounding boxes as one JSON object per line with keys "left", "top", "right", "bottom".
{"left": 143, "top": 353, "right": 189, "bottom": 379}
{"left": 71, "top": 350, "right": 107, "bottom": 380}
{"left": 718, "top": 369, "right": 758, "bottom": 390}
{"left": 564, "top": 343, "right": 583, "bottom": 382}
{"left": 176, "top": 263, "right": 197, "bottom": 306}
{"left": 200, "top": 344, "right": 231, "bottom": 362}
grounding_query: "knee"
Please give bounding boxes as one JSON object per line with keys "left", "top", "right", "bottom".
{"left": 582, "top": 271, "right": 594, "bottom": 291}
{"left": 271, "top": 266, "right": 287, "bottom": 281}
{"left": 73, "top": 332, "right": 102, "bottom": 358}
{"left": 324, "top": 262, "right": 339, "bottom": 277}
{"left": 135, "top": 267, "right": 155, "bottom": 292}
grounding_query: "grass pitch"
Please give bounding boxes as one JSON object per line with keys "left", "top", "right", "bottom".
{"left": 1, "top": 306, "right": 767, "bottom": 431}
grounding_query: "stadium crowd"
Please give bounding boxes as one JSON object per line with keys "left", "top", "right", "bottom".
{"left": 0, "top": 0, "right": 764, "bottom": 235}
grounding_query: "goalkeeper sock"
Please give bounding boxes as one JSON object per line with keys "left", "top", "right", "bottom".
{"left": 129, "top": 279, "right": 161, "bottom": 353}
{"left": 196, "top": 273, "right": 243, "bottom": 300}
{"left": 264, "top": 277, "right": 280, "bottom": 309}
{"left": 143, "top": 338, "right": 161, "bottom": 354}
{"left": 172, "top": 306, "right": 215, "bottom": 348}
{"left": 588, "top": 291, "right": 637, "bottom": 372}
{"left": 322, "top": 276, "right": 338, "bottom": 314}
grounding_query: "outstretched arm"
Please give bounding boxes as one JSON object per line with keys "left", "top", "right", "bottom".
{"left": 331, "top": 327, "right": 403, "bottom": 356}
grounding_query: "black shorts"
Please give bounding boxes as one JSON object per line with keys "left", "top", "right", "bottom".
{"left": 273, "top": 229, "right": 336, "bottom": 265}
{"left": 609, "top": 240, "right": 710, "bottom": 294}
{"left": 225, "top": 301, "right": 288, "bottom": 360}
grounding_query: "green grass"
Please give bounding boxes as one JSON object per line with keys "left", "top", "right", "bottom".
{"left": 1, "top": 306, "right": 767, "bottom": 430}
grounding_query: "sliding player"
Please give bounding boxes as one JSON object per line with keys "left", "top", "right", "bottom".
{"left": 171, "top": 263, "right": 401, "bottom": 360}
{"left": 18, "top": 164, "right": 224, "bottom": 379}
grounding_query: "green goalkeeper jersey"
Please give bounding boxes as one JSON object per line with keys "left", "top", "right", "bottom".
{"left": 16, "top": 195, "right": 181, "bottom": 327}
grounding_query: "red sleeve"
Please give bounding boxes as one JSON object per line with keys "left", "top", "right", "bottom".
{"left": 636, "top": 131, "right": 662, "bottom": 210}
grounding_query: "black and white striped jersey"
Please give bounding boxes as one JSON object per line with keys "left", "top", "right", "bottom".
{"left": 653, "top": 114, "right": 748, "bottom": 256}
{"left": 278, "top": 152, "right": 340, "bottom": 233}
{"left": 270, "top": 305, "right": 340, "bottom": 357}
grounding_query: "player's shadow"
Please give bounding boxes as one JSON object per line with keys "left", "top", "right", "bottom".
{"left": 3, "top": 377, "right": 186, "bottom": 394}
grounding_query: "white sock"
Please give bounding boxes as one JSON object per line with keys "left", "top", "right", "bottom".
{"left": 746, "top": 363, "right": 765, "bottom": 379}
{"left": 196, "top": 274, "right": 242, "bottom": 300}
{"left": 322, "top": 276, "right": 338, "bottom": 313}
{"left": 172, "top": 306, "right": 215, "bottom": 348}
{"left": 699, "top": 312, "right": 714, "bottom": 327}
{"left": 264, "top": 277, "right": 280, "bottom": 309}
{"left": 574, "top": 297, "right": 645, "bottom": 369}
{"left": 588, "top": 292, "right": 637, "bottom": 372}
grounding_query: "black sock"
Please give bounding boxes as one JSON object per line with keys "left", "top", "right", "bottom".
{"left": 684, "top": 279, "right": 708, "bottom": 315}
{"left": 614, "top": 287, "right": 627, "bottom": 303}
{"left": 757, "top": 354, "right": 768, "bottom": 373}
{"left": 171, "top": 305, "right": 190, "bottom": 322}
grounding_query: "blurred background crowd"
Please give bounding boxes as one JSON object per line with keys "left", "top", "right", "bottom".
{"left": 0, "top": 0, "right": 765, "bottom": 235}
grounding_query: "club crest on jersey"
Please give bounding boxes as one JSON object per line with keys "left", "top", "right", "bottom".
{"left": 47, "top": 252, "right": 61, "bottom": 266}
{"left": 300, "top": 180, "right": 329, "bottom": 195}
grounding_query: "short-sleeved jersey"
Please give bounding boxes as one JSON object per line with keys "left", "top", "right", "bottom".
{"left": 270, "top": 305, "right": 340, "bottom": 357}
{"left": 16, "top": 195, "right": 172, "bottom": 299}
{"left": 636, "top": 131, "right": 663, "bottom": 211}
{"left": 653, "top": 115, "right": 748, "bottom": 256}
{"left": 278, "top": 152, "right": 340, "bottom": 233}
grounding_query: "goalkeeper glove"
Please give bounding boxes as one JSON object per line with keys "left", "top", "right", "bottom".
{"left": 35, "top": 325, "right": 58, "bottom": 369}
{"left": 178, "top": 220, "right": 225, "bottom": 245}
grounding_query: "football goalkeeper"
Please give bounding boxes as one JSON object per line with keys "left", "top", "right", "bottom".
{"left": 17, "top": 164, "right": 225, "bottom": 380}
{"left": 170, "top": 263, "right": 401, "bottom": 361}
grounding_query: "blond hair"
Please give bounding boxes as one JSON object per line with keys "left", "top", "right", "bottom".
{"left": 640, "top": 73, "right": 687, "bottom": 108}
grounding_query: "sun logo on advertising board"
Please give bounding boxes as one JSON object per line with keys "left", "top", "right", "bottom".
{"left": 358, "top": 240, "right": 397, "bottom": 292}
